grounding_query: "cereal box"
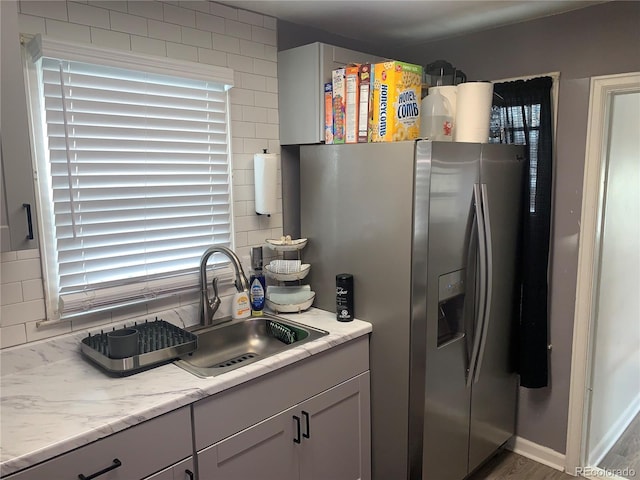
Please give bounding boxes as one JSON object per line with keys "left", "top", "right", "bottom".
{"left": 332, "top": 67, "right": 346, "bottom": 144}
{"left": 324, "top": 82, "right": 333, "bottom": 144}
{"left": 345, "top": 64, "right": 360, "bottom": 144}
{"left": 370, "top": 61, "right": 423, "bottom": 142}
{"left": 358, "top": 64, "right": 371, "bottom": 143}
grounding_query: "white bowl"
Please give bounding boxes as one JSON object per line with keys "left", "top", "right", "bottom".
{"left": 264, "top": 264, "right": 311, "bottom": 281}
{"left": 266, "top": 292, "right": 315, "bottom": 313}
{"left": 264, "top": 238, "right": 308, "bottom": 252}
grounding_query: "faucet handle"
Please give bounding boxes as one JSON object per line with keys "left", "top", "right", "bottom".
{"left": 212, "top": 277, "right": 219, "bottom": 298}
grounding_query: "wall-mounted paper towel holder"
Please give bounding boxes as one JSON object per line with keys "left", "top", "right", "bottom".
{"left": 254, "top": 149, "right": 278, "bottom": 217}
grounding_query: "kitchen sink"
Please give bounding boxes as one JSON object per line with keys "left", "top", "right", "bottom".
{"left": 174, "top": 314, "right": 328, "bottom": 378}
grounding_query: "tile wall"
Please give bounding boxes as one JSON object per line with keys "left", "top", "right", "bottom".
{"left": 0, "top": 0, "right": 282, "bottom": 348}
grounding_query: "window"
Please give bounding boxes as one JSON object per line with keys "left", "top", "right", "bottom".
{"left": 24, "top": 36, "right": 235, "bottom": 321}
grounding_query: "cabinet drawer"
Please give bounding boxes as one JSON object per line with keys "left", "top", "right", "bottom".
{"left": 193, "top": 336, "right": 369, "bottom": 450}
{"left": 6, "top": 407, "right": 191, "bottom": 480}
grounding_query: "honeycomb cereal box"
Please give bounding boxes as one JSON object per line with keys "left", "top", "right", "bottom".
{"left": 370, "top": 61, "right": 423, "bottom": 142}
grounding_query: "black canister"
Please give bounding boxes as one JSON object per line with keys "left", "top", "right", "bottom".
{"left": 336, "top": 273, "right": 354, "bottom": 322}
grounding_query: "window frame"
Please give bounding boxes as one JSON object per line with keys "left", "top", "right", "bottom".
{"left": 23, "top": 35, "right": 236, "bottom": 323}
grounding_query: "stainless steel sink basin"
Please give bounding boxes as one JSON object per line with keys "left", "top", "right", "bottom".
{"left": 174, "top": 314, "right": 328, "bottom": 378}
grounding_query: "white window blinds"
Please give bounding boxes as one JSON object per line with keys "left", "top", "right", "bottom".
{"left": 25, "top": 36, "right": 235, "bottom": 320}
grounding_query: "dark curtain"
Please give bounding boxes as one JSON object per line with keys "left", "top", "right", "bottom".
{"left": 490, "top": 76, "right": 553, "bottom": 388}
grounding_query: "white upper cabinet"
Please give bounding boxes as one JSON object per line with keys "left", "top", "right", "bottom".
{"left": 277, "top": 42, "right": 383, "bottom": 145}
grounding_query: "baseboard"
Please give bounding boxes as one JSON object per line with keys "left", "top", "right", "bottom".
{"left": 588, "top": 393, "right": 640, "bottom": 467}
{"left": 506, "top": 436, "right": 566, "bottom": 472}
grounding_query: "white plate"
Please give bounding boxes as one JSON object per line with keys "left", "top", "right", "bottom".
{"left": 266, "top": 292, "right": 315, "bottom": 313}
{"left": 264, "top": 264, "right": 311, "bottom": 281}
{"left": 264, "top": 238, "right": 308, "bottom": 251}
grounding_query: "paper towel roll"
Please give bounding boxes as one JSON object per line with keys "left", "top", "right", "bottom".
{"left": 454, "top": 82, "right": 494, "bottom": 143}
{"left": 254, "top": 152, "right": 278, "bottom": 215}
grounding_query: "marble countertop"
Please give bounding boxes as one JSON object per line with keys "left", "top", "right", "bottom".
{"left": 0, "top": 307, "right": 371, "bottom": 477}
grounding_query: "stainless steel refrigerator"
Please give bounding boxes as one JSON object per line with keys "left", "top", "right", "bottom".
{"left": 299, "top": 141, "right": 524, "bottom": 480}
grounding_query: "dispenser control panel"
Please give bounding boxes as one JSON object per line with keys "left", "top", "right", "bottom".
{"left": 438, "top": 269, "right": 465, "bottom": 301}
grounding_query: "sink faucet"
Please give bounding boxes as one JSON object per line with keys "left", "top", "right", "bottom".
{"left": 199, "top": 245, "right": 250, "bottom": 327}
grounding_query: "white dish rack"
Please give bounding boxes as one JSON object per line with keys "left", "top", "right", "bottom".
{"left": 263, "top": 238, "right": 314, "bottom": 313}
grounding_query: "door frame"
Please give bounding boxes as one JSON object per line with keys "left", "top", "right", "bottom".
{"left": 565, "top": 72, "right": 640, "bottom": 477}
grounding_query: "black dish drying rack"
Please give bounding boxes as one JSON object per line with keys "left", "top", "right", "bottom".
{"left": 81, "top": 318, "right": 197, "bottom": 376}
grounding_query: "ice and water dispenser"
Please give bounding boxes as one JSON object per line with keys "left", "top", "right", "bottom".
{"left": 437, "top": 270, "right": 466, "bottom": 347}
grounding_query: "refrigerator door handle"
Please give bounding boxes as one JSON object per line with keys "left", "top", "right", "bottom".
{"left": 474, "top": 183, "right": 493, "bottom": 384}
{"left": 466, "top": 184, "right": 487, "bottom": 388}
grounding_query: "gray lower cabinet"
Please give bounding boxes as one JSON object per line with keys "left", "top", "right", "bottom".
{"left": 143, "top": 457, "right": 195, "bottom": 480}
{"left": 5, "top": 407, "right": 192, "bottom": 480}
{"left": 197, "top": 373, "right": 371, "bottom": 480}
{"left": 193, "top": 337, "right": 371, "bottom": 480}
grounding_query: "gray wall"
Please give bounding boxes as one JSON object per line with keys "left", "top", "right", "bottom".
{"left": 278, "top": 1, "right": 640, "bottom": 454}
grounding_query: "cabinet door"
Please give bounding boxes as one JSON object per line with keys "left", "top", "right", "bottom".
{"left": 298, "top": 372, "right": 371, "bottom": 480}
{"left": 143, "top": 457, "right": 195, "bottom": 480}
{"left": 197, "top": 409, "right": 299, "bottom": 480}
{"left": 1, "top": 0, "right": 39, "bottom": 251}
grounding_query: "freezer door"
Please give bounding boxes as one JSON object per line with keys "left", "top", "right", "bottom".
{"left": 467, "top": 144, "right": 524, "bottom": 473}
{"left": 421, "top": 142, "right": 480, "bottom": 480}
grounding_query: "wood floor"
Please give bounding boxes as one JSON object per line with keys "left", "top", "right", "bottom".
{"left": 466, "top": 450, "right": 574, "bottom": 479}
{"left": 599, "top": 412, "right": 640, "bottom": 476}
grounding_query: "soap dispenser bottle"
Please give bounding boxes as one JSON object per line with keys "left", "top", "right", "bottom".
{"left": 250, "top": 246, "right": 266, "bottom": 316}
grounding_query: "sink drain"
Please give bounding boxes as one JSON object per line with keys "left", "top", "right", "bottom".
{"left": 214, "top": 353, "right": 258, "bottom": 368}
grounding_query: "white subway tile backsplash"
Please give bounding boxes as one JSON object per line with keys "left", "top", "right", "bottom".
{"left": 68, "top": 2, "right": 110, "bottom": 28}
{"left": 179, "top": 2, "right": 208, "bottom": 14}
{"left": 1, "top": 283, "right": 23, "bottom": 306}
{"left": 1, "top": 259, "right": 42, "bottom": 284}
{"left": 110, "top": 10, "right": 148, "bottom": 35}
{"left": 251, "top": 25, "right": 276, "bottom": 46}
{"left": 230, "top": 88, "right": 255, "bottom": 106}
{"left": 227, "top": 53, "right": 253, "bottom": 73}
{"left": 209, "top": 2, "right": 237, "bottom": 20}
{"left": 231, "top": 121, "right": 256, "bottom": 138}
{"left": 240, "top": 73, "right": 267, "bottom": 92}
{"left": 181, "top": 26, "right": 212, "bottom": 48}
{"left": 195, "top": 12, "right": 225, "bottom": 34}
{"left": 131, "top": 35, "right": 166, "bottom": 56}
{"left": 18, "top": 14, "right": 47, "bottom": 35}
{"left": 225, "top": 19, "right": 251, "bottom": 40}
{"left": 1, "top": 324, "right": 28, "bottom": 349}
{"left": 197, "top": 47, "right": 227, "bottom": 67}
{"left": 148, "top": 19, "right": 181, "bottom": 42}
{"left": 166, "top": 41, "right": 198, "bottom": 61}
{"left": 239, "top": 39, "right": 265, "bottom": 60}
{"left": 263, "top": 15, "right": 276, "bottom": 31}
{"left": 46, "top": 18, "right": 91, "bottom": 42}
{"left": 212, "top": 33, "right": 240, "bottom": 54}
{"left": 255, "top": 123, "right": 279, "bottom": 139}
{"left": 91, "top": 27, "right": 131, "bottom": 50}
{"left": 20, "top": 1, "right": 68, "bottom": 21}
{"left": 89, "top": 1, "right": 128, "bottom": 13}
{"left": 254, "top": 91, "right": 278, "bottom": 109}
{"left": 3, "top": 0, "right": 279, "bottom": 348}
{"left": 1, "top": 300, "right": 46, "bottom": 327}
{"left": 237, "top": 9, "right": 264, "bottom": 27}
{"left": 22, "top": 279, "right": 44, "bottom": 301}
{"left": 254, "top": 58, "right": 277, "bottom": 77}
{"left": 127, "top": 0, "right": 163, "bottom": 21}
{"left": 163, "top": 3, "right": 195, "bottom": 27}
{"left": 242, "top": 106, "right": 268, "bottom": 123}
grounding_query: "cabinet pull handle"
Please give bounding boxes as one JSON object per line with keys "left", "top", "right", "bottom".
{"left": 185, "top": 469, "right": 194, "bottom": 480}
{"left": 78, "top": 458, "right": 122, "bottom": 480}
{"left": 293, "top": 415, "right": 301, "bottom": 444}
{"left": 22, "top": 203, "right": 34, "bottom": 240}
{"left": 302, "top": 410, "right": 310, "bottom": 439}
